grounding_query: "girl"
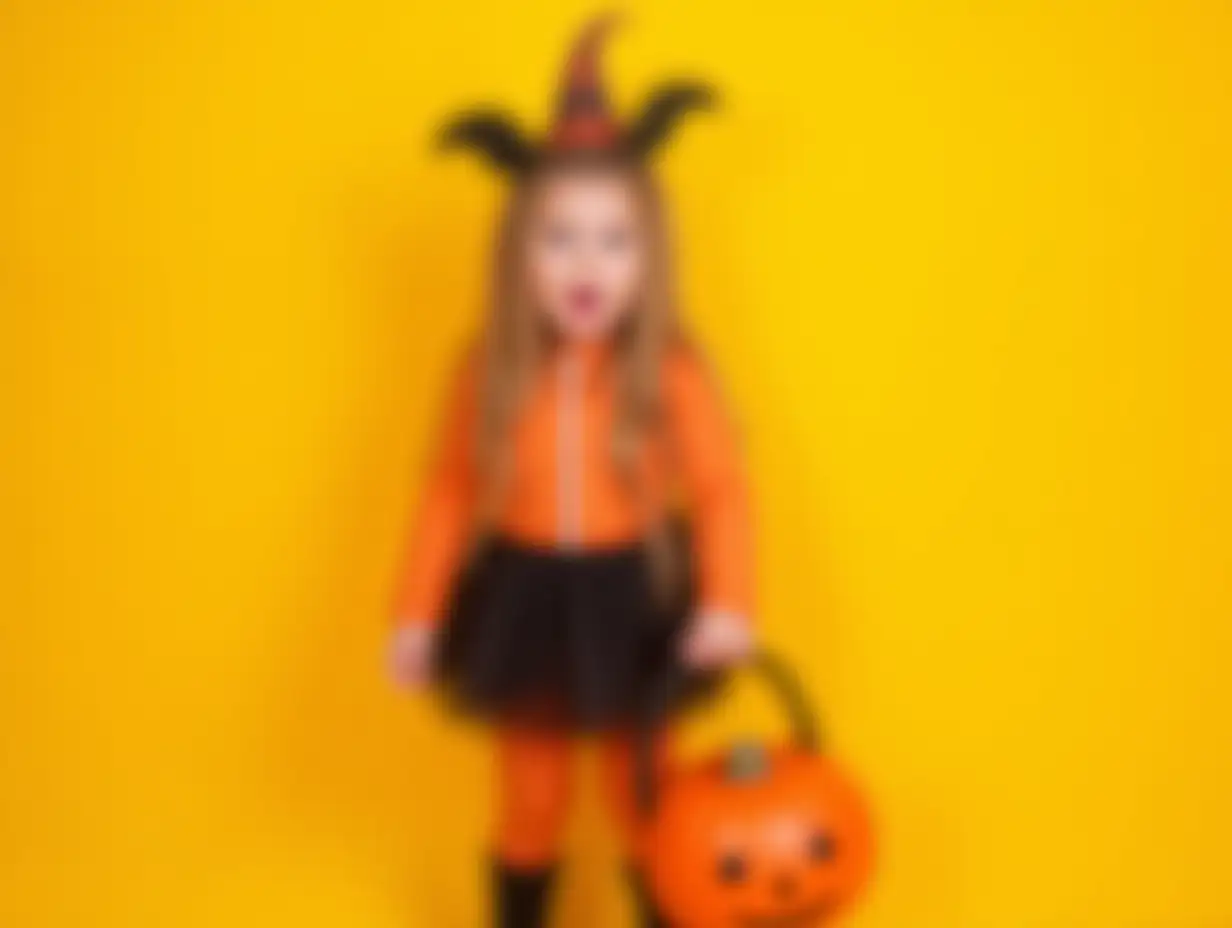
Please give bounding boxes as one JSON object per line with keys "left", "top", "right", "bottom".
{"left": 389, "top": 17, "right": 755, "bottom": 927}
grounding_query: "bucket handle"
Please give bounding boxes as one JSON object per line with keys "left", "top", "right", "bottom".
{"left": 634, "top": 650, "right": 823, "bottom": 816}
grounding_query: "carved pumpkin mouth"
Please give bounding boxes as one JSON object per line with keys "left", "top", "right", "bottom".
{"left": 737, "top": 897, "right": 837, "bottom": 928}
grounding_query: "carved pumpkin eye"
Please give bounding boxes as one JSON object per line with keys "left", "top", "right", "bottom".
{"left": 717, "top": 852, "right": 748, "bottom": 884}
{"left": 808, "top": 831, "right": 836, "bottom": 863}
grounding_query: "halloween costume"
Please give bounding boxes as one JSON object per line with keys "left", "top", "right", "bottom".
{"left": 398, "top": 16, "right": 747, "bottom": 926}
{"left": 398, "top": 346, "right": 751, "bottom": 725}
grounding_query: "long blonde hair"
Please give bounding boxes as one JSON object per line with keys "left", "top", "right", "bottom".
{"left": 475, "top": 157, "right": 680, "bottom": 524}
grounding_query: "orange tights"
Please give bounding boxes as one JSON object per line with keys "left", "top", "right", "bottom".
{"left": 495, "top": 724, "right": 666, "bottom": 868}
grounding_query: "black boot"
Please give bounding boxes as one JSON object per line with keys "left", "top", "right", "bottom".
{"left": 494, "top": 860, "right": 556, "bottom": 928}
{"left": 626, "top": 865, "right": 668, "bottom": 928}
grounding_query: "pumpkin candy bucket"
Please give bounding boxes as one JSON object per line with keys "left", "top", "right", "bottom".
{"left": 636, "top": 653, "right": 874, "bottom": 927}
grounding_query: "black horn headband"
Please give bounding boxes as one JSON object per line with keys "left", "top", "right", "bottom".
{"left": 438, "top": 14, "right": 716, "bottom": 176}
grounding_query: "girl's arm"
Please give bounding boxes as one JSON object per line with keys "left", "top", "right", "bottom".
{"left": 393, "top": 352, "right": 480, "bottom": 627}
{"left": 664, "top": 347, "right": 755, "bottom": 624}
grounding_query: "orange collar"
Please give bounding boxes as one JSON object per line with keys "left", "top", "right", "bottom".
{"left": 550, "top": 339, "right": 614, "bottom": 381}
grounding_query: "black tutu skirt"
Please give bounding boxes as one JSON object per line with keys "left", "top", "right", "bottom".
{"left": 433, "top": 532, "right": 712, "bottom": 730}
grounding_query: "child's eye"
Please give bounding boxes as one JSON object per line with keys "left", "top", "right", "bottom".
{"left": 602, "top": 229, "right": 631, "bottom": 252}
{"left": 545, "top": 226, "right": 576, "bottom": 249}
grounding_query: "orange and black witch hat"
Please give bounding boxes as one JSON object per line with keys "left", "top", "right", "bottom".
{"left": 439, "top": 14, "right": 715, "bottom": 175}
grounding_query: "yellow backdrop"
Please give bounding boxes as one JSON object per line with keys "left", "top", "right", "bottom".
{"left": 4, "top": 2, "right": 1231, "bottom": 926}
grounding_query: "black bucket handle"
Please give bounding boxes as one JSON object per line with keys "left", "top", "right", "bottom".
{"left": 634, "top": 650, "right": 823, "bottom": 817}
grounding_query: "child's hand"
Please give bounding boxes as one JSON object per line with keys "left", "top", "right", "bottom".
{"left": 680, "top": 610, "right": 754, "bottom": 670}
{"left": 387, "top": 623, "right": 438, "bottom": 690}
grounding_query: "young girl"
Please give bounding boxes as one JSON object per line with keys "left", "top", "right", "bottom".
{"left": 389, "top": 17, "right": 755, "bottom": 926}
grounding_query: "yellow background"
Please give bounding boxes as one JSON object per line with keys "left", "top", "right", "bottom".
{"left": 3, "top": 2, "right": 1231, "bottom": 926}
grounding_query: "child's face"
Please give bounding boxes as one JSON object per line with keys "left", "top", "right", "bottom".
{"left": 525, "top": 169, "right": 648, "bottom": 342}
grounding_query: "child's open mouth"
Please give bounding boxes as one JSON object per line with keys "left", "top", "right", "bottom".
{"left": 567, "top": 284, "right": 601, "bottom": 315}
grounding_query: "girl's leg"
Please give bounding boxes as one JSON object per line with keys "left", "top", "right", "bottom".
{"left": 493, "top": 724, "right": 574, "bottom": 928}
{"left": 597, "top": 731, "right": 670, "bottom": 928}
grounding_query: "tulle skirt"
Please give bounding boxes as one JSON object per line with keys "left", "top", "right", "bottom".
{"left": 434, "top": 533, "right": 709, "bottom": 730}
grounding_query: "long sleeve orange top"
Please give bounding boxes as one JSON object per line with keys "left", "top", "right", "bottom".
{"left": 394, "top": 341, "right": 753, "bottom": 627}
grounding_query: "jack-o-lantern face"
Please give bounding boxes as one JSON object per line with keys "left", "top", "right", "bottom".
{"left": 644, "top": 744, "right": 873, "bottom": 928}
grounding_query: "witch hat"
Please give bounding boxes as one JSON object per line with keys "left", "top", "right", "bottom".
{"left": 548, "top": 13, "right": 622, "bottom": 151}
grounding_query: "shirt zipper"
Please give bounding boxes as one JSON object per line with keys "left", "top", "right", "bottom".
{"left": 556, "top": 350, "right": 583, "bottom": 551}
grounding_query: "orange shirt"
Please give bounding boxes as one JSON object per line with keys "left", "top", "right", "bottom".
{"left": 394, "top": 341, "right": 753, "bottom": 626}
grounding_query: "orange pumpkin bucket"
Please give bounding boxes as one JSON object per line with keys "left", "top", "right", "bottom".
{"left": 636, "top": 653, "right": 875, "bottom": 927}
